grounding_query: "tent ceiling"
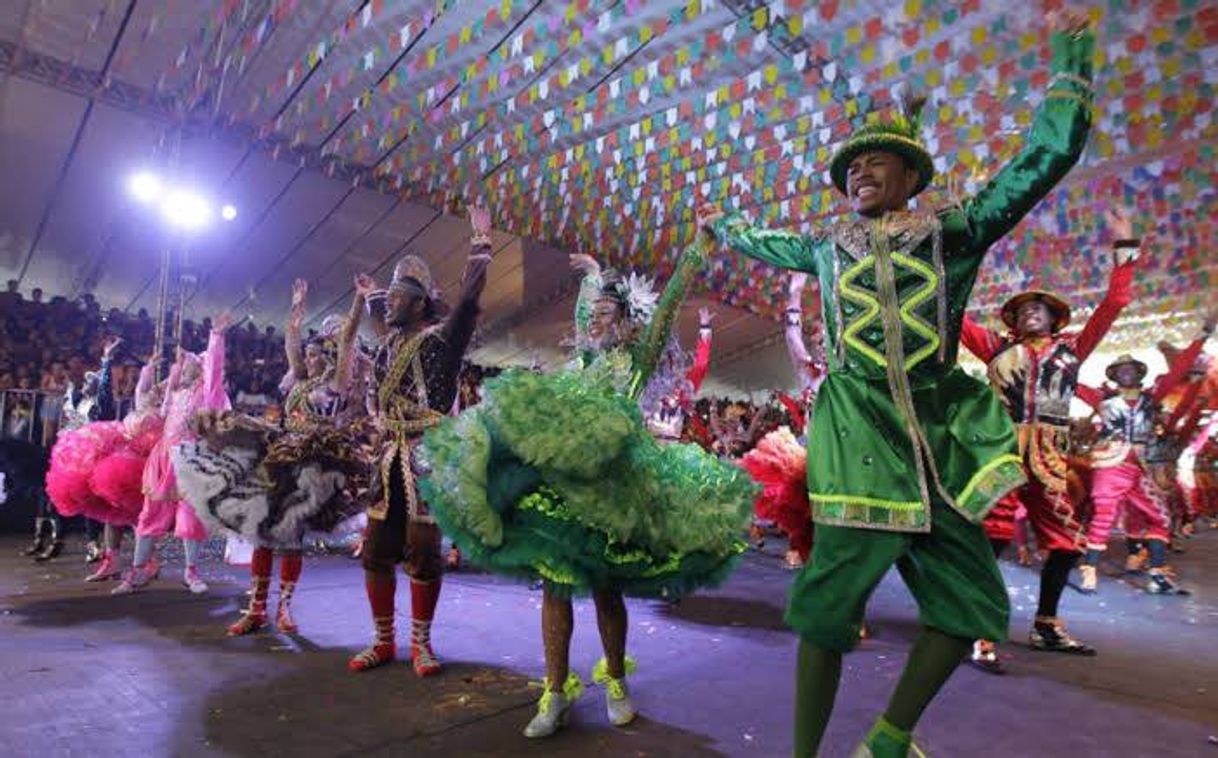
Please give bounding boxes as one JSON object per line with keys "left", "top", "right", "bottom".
{"left": 1, "top": 1, "right": 1214, "bottom": 393}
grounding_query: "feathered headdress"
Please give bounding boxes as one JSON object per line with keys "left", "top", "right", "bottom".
{"left": 829, "top": 84, "right": 934, "bottom": 197}
{"left": 307, "top": 315, "right": 344, "bottom": 361}
{"left": 600, "top": 269, "right": 659, "bottom": 328}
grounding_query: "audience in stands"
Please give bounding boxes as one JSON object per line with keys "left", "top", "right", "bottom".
{"left": 1, "top": 282, "right": 793, "bottom": 456}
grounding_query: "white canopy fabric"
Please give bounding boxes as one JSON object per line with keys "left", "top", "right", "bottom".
{"left": 1, "top": 1, "right": 1212, "bottom": 394}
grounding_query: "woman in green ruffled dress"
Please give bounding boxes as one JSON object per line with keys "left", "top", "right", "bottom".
{"left": 419, "top": 243, "right": 756, "bottom": 738}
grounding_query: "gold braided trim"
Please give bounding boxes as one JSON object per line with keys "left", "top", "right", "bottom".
{"left": 955, "top": 454, "right": 1024, "bottom": 510}
{"left": 891, "top": 252, "right": 941, "bottom": 371}
{"left": 809, "top": 492, "right": 924, "bottom": 510}
{"left": 838, "top": 256, "right": 887, "bottom": 368}
{"left": 377, "top": 325, "right": 440, "bottom": 413}
{"left": 851, "top": 132, "right": 931, "bottom": 154}
{"left": 382, "top": 412, "right": 444, "bottom": 436}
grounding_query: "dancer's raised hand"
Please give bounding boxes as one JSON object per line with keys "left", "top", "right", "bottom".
{"left": 788, "top": 272, "right": 809, "bottom": 296}
{"left": 695, "top": 201, "right": 724, "bottom": 233}
{"left": 102, "top": 336, "right": 123, "bottom": 359}
{"left": 1048, "top": 7, "right": 1090, "bottom": 35}
{"left": 569, "top": 253, "right": 600, "bottom": 276}
{"left": 354, "top": 273, "right": 377, "bottom": 298}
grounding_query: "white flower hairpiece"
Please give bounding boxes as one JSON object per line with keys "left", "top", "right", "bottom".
{"left": 617, "top": 271, "right": 658, "bottom": 327}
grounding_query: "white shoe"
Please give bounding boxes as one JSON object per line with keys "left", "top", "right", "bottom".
{"left": 604, "top": 677, "right": 637, "bottom": 726}
{"left": 1078, "top": 564, "right": 1097, "bottom": 594}
{"left": 523, "top": 690, "right": 573, "bottom": 738}
{"left": 183, "top": 568, "right": 209, "bottom": 594}
{"left": 111, "top": 564, "right": 155, "bottom": 595}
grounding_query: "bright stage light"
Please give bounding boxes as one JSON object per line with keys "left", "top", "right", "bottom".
{"left": 221, "top": 204, "right": 237, "bottom": 221}
{"left": 128, "top": 172, "right": 161, "bottom": 203}
{"left": 160, "top": 190, "right": 212, "bottom": 230}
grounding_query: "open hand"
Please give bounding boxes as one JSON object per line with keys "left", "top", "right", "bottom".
{"left": 214, "top": 310, "right": 235, "bottom": 332}
{"left": 1048, "top": 8, "right": 1090, "bottom": 35}
{"left": 698, "top": 307, "right": 716, "bottom": 327}
{"left": 469, "top": 201, "right": 492, "bottom": 238}
{"left": 354, "top": 273, "right": 377, "bottom": 298}
{"left": 102, "top": 336, "right": 123, "bottom": 359}
{"left": 1104, "top": 207, "right": 1134, "bottom": 241}
{"left": 695, "top": 201, "right": 724, "bottom": 230}
{"left": 291, "top": 278, "right": 308, "bottom": 308}
{"left": 788, "top": 272, "right": 809, "bottom": 296}
{"left": 569, "top": 254, "right": 601, "bottom": 276}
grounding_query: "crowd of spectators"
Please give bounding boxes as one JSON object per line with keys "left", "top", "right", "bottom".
{"left": 0, "top": 279, "right": 292, "bottom": 441}
{"left": 1, "top": 280, "right": 797, "bottom": 458}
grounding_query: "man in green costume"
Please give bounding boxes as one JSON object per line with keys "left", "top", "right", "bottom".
{"left": 697, "top": 11, "right": 1095, "bottom": 756}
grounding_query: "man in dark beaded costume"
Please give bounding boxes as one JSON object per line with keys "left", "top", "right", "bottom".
{"left": 348, "top": 204, "right": 493, "bottom": 676}
{"left": 698, "top": 11, "right": 1096, "bottom": 756}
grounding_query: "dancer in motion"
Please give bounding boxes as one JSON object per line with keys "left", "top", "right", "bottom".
{"left": 1077, "top": 312, "right": 1215, "bottom": 595}
{"left": 44, "top": 336, "right": 122, "bottom": 566}
{"left": 697, "top": 11, "right": 1096, "bottom": 755}
{"left": 114, "top": 314, "right": 233, "bottom": 595}
{"left": 83, "top": 359, "right": 166, "bottom": 582}
{"left": 742, "top": 272, "right": 828, "bottom": 570}
{"left": 640, "top": 297, "right": 714, "bottom": 444}
{"left": 348, "top": 203, "right": 494, "bottom": 676}
{"left": 174, "top": 279, "right": 373, "bottom": 635}
{"left": 958, "top": 207, "right": 1138, "bottom": 672}
{"left": 418, "top": 245, "right": 755, "bottom": 738}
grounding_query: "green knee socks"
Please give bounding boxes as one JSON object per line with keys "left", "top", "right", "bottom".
{"left": 794, "top": 629, "right": 968, "bottom": 757}
{"left": 883, "top": 627, "right": 971, "bottom": 732}
{"left": 793, "top": 640, "right": 842, "bottom": 757}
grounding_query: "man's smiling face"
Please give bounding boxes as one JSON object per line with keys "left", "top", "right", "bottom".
{"left": 845, "top": 150, "right": 919, "bottom": 217}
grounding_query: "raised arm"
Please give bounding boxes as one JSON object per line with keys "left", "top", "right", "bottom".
{"left": 570, "top": 253, "right": 604, "bottom": 349}
{"left": 285, "top": 279, "right": 308, "bottom": 382}
{"left": 199, "top": 313, "right": 232, "bottom": 412}
{"left": 96, "top": 337, "right": 121, "bottom": 420}
{"left": 1076, "top": 382, "right": 1105, "bottom": 410}
{"left": 1188, "top": 414, "right": 1218, "bottom": 456}
{"left": 699, "top": 203, "right": 820, "bottom": 274}
{"left": 435, "top": 202, "right": 494, "bottom": 388}
{"left": 364, "top": 285, "right": 390, "bottom": 342}
{"left": 1073, "top": 209, "right": 1138, "bottom": 362}
{"left": 963, "top": 17, "right": 1095, "bottom": 253}
{"left": 1167, "top": 382, "right": 1206, "bottom": 436}
{"left": 959, "top": 314, "right": 1004, "bottom": 363}
{"left": 776, "top": 391, "right": 806, "bottom": 436}
{"left": 784, "top": 273, "right": 815, "bottom": 379}
{"left": 334, "top": 275, "right": 371, "bottom": 396}
{"left": 629, "top": 237, "right": 709, "bottom": 398}
{"left": 1152, "top": 310, "right": 1215, "bottom": 402}
{"left": 133, "top": 361, "right": 156, "bottom": 409}
{"left": 160, "top": 352, "right": 183, "bottom": 417}
{"left": 687, "top": 307, "right": 714, "bottom": 392}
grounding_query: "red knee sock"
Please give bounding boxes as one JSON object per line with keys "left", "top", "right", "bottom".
{"left": 249, "top": 546, "right": 274, "bottom": 615}
{"left": 409, "top": 578, "right": 442, "bottom": 675}
{"left": 368, "top": 573, "right": 397, "bottom": 645}
{"left": 348, "top": 573, "right": 398, "bottom": 672}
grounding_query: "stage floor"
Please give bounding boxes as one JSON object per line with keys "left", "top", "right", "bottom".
{"left": 2, "top": 529, "right": 1215, "bottom": 757}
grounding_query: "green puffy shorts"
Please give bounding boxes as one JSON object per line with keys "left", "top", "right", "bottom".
{"left": 786, "top": 497, "right": 1010, "bottom": 652}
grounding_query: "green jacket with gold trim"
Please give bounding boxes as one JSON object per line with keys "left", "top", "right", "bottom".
{"left": 711, "top": 30, "right": 1094, "bottom": 533}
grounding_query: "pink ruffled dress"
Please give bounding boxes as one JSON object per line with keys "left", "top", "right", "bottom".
{"left": 136, "top": 330, "right": 229, "bottom": 540}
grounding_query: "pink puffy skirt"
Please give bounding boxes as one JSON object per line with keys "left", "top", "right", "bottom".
{"left": 46, "top": 421, "right": 127, "bottom": 523}
{"left": 89, "top": 419, "right": 164, "bottom": 527}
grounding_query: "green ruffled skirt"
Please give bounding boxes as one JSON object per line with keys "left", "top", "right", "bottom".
{"left": 418, "top": 369, "right": 757, "bottom": 599}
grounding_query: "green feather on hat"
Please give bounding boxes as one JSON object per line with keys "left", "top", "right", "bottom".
{"left": 829, "top": 89, "right": 935, "bottom": 197}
